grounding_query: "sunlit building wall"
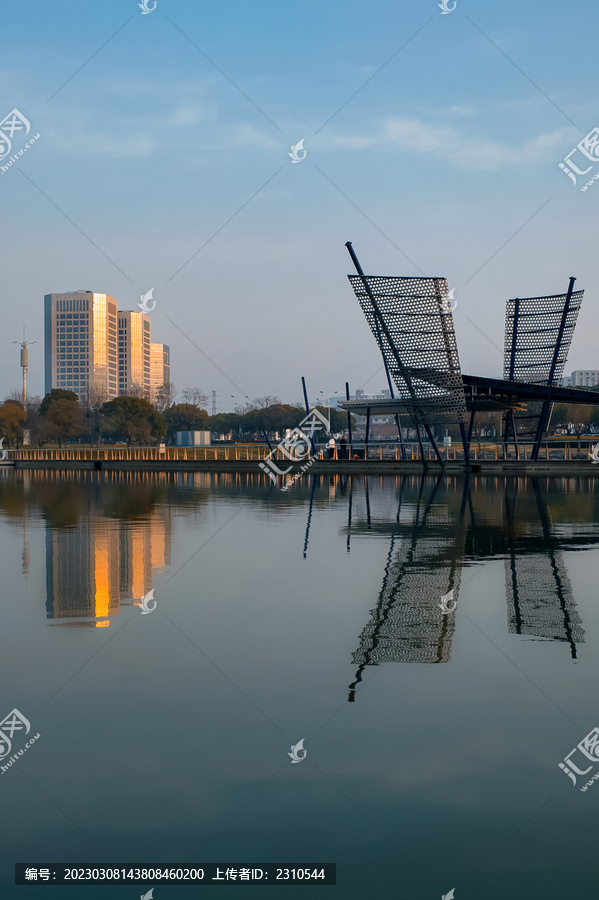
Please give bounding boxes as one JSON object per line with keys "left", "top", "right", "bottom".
{"left": 150, "top": 343, "right": 170, "bottom": 403}
{"left": 45, "top": 524, "right": 121, "bottom": 623}
{"left": 118, "top": 311, "right": 151, "bottom": 397}
{"left": 44, "top": 291, "right": 118, "bottom": 400}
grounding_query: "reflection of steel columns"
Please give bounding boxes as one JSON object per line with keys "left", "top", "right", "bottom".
{"left": 504, "top": 479, "right": 584, "bottom": 657}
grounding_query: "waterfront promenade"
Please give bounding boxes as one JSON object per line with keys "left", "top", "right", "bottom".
{"left": 4, "top": 440, "right": 599, "bottom": 475}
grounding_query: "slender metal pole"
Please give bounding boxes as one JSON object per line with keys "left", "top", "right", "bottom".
{"left": 345, "top": 381, "right": 353, "bottom": 444}
{"left": 509, "top": 410, "right": 519, "bottom": 460}
{"left": 365, "top": 406, "right": 371, "bottom": 459}
{"left": 467, "top": 407, "right": 476, "bottom": 446}
{"left": 262, "top": 430, "right": 274, "bottom": 453}
{"left": 459, "top": 422, "right": 470, "bottom": 465}
{"left": 415, "top": 423, "right": 425, "bottom": 462}
{"left": 301, "top": 376, "right": 315, "bottom": 454}
{"left": 424, "top": 423, "right": 444, "bottom": 465}
{"left": 395, "top": 414, "right": 407, "bottom": 460}
{"left": 507, "top": 298, "right": 520, "bottom": 381}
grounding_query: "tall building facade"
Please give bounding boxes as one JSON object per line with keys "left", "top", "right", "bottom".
{"left": 44, "top": 292, "right": 118, "bottom": 401}
{"left": 150, "top": 343, "right": 170, "bottom": 403}
{"left": 117, "top": 310, "right": 151, "bottom": 397}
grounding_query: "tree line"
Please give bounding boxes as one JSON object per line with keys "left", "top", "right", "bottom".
{"left": 0, "top": 389, "right": 348, "bottom": 448}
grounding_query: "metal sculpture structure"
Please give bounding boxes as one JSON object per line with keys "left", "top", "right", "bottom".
{"left": 341, "top": 242, "right": 594, "bottom": 464}
{"left": 502, "top": 278, "right": 584, "bottom": 459}
{"left": 345, "top": 242, "right": 469, "bottom": 463}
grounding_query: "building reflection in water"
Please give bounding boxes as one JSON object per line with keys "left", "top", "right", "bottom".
{"left": 344, "top": 474, "right": 599, "bottom": 700}
{"left": 45, "top": 509, "right": 172, "bottom": 627}
{"left": 0, "top": 468, "right": 597, "bottom": 650}
{"left": 0, "top": 469, "right": 176, "bottom": 628}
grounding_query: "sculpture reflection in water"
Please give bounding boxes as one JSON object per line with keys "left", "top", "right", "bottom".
{"left": 346, "top": 475, "right": 596, "bottom": 701}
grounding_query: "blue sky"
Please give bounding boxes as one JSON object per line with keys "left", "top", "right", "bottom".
{"left": 2, "top": 0, "right": 599, "bottom": 409}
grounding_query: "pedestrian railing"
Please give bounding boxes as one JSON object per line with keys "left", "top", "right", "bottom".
{"left": 8, "top": 439, "right": 599, "bottom": 463}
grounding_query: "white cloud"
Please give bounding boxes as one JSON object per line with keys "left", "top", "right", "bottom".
{"left": 325, "top": 116, "right": 574, "bottom": 170}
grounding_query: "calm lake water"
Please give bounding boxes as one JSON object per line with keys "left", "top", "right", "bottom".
{"left": 1, "top": 469, "right": 599, "bottom": 898}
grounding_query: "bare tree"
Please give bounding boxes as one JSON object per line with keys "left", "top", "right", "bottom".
{"left": 181, "top": 387, "right": 208, "bottom": 408}
{"left": 249, "top": 395, "right": 282, "bottom": 410}
{"left": 24, "top": 395, "right": 42, "bottom": 445}
{"left": 127, "top": 383, "right": 148, "bottom": 400}
{"left": 4, "top": 388, "right": 25, "bottom": 405}
{"left": 155, "top": 381, "right": 177, "bottom": 412}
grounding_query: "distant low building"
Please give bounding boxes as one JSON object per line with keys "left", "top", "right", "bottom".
{"left": 570, "top": 369, "right": 599, "bottom": 387}
{"left": 176, "top": 430, "right": 211, "bottom": 446}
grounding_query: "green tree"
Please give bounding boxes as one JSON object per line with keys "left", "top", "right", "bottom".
{"left": 566, "top": 403, "right": 593, "bottom": 448}
{"left": 0, "top": 401, "right": 27, "bottom": 448}
{"left": 551, "top": 404, "right": 568, "bottom": 428}
{"left": 43, "top": 399, "right": 85, "bottom": 447}
{"left": 209, "top": 412, "right": 245, "bottom": 441}
{"left": 101, "top": 396, "right": 166, "bottom": 445}
{"left": 39, "top": 389, "right": 79, "bottom": 417}
{"left": 165, "top": 403, "right": 210, "bottom": 443}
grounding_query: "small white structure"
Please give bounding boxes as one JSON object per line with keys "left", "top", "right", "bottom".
{"left": 176, "top": 430, "right": 211, "bottom": 446}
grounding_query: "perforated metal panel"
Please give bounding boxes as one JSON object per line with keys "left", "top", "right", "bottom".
{"left": 348, "top": 275, "right": 467, "bottom": 424}
{"left": 505, "top": 551, "right": 583, "bottom": 647}
{"left": 503, "top": 289, "right": 584, "bottom": 385}
{"left": 351, "top": 543, "right": 459, "bottom": 665}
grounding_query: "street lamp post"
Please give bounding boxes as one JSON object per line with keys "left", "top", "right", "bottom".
{"left": 317, "top": 390, "right": 339, "bottom": 431}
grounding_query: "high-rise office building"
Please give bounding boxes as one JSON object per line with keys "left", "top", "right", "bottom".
{"left": 118, "top": 310, "right": 151, "bottom": 397}
{"left": 44, "top": 291, "right": 118, "bottom": 401}
{"left": 150, "top": 343, "right": 170, "bottom": 403}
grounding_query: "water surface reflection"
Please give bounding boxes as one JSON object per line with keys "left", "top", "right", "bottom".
{"left": 343, "top": 474, "right": 597, "bottom": 699}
